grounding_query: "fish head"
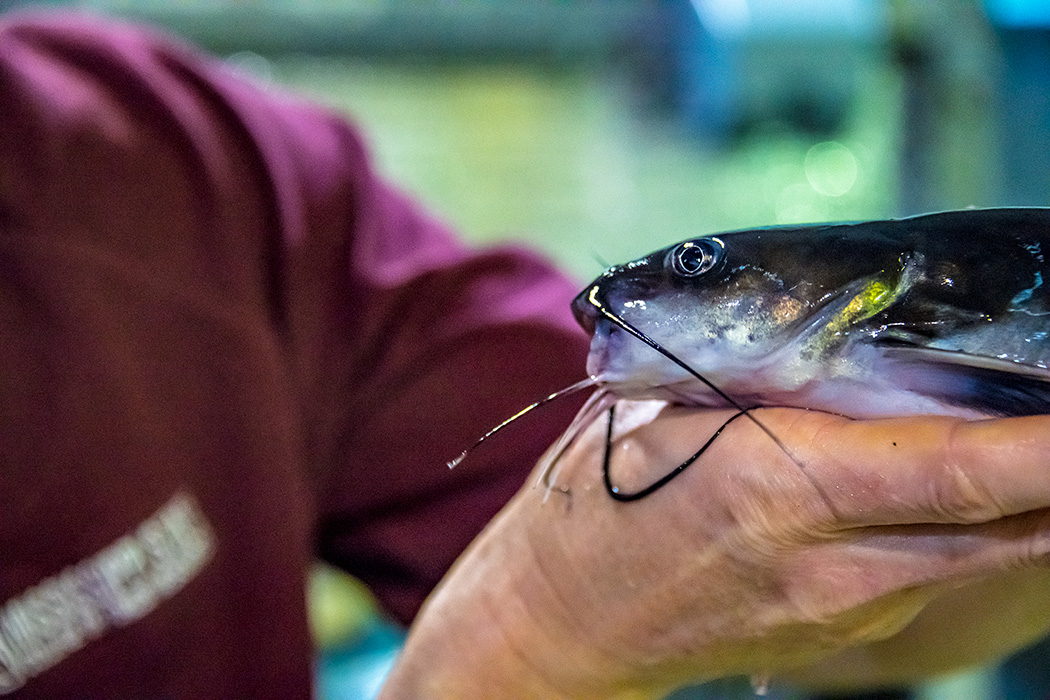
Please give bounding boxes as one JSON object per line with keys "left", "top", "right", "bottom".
{"left": 575, "top": 209, "right": 1050, "bottom": 416}
{"left": 573, "top": 225, "right": 915, "bottom": 405}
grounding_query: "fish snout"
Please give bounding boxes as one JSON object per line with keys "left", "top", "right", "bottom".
{"left": 572, "top": 286, "right": 599, "bottom": 336}
{"left": 573, "top": 254, "right": 664, "bottom": 336}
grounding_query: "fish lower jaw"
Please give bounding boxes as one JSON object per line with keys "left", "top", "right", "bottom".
{"left": 777, "top": 382, "right": 992, "bottom": 419}
{"left": 596, "top": 374, "right": 989, "bottom": 420}
{"left": 592, "top": 359, "right": 817, "bottom": 407}
{"left": 594, "top": 375, "right": 778, "bottom": 409}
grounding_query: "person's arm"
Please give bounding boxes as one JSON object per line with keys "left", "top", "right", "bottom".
{"left": 381, "top": 406, "right": 1050, "bottom": 698}
{"left": 0, "top": 12, "right": 588, "bottom": 695}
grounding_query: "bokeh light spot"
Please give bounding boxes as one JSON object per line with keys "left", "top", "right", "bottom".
{"left": 805, "top": 141, "right": 858, "bottom": 197}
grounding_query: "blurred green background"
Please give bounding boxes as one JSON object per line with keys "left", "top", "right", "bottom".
{"left": 5, "top": 1, "right": 1049, "bottom": 698}
{"left": 8, "top": 0, "right": 1010, "bottom": 284}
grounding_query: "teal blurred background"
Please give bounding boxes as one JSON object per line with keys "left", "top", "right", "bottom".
{"left": 5, "top": 1, "right": 1049, "bottom": 698}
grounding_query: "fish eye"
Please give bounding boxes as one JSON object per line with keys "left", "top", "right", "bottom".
{"left": 669, "top": 238, "right": 724, "bottom": 278}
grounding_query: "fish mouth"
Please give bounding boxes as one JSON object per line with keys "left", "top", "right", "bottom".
{"left": 584, "top": 316, "right": 622, "bottom": 377}
{"left": 584, "top": 314, "right": 684, "bottom": 389}
{"left": 586, "top": 313, "right": 757, "bottom": 410}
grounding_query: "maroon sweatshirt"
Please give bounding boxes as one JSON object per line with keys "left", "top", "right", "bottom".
{"left": 0, "top": 12, "right": 588, "bottom": 698}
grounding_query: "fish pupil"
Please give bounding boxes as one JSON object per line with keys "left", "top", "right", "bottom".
{"left": 680, "top": 248, "right": 705, "bottom": 273}
{"left": 671, "top": 240, "right": 722, "bottom": 278}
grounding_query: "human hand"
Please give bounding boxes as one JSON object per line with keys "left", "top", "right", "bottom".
{"left": 380, "top": 405, "right": 1050, "bottom": 699}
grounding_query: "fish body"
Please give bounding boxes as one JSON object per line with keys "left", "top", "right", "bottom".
{"left": 573, "top": 208, "right": 1050, "bottom": 419}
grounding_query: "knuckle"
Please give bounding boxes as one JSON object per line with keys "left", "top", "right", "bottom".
{"left": 1018, "top": 539, "right": 1048, "bottom": 569}
{"left": 930, "top": 428, "right": 1007, "bottom": 523}
{"left": 929, "top": 461, "right": 1003, "bottom": 523}
{"left": 1016, "top": 514, "right": 1050, "bottom": 568}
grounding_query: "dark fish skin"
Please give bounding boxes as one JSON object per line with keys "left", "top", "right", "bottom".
{"left": 572, "top": 208, "right": 1050, "bottom": 418}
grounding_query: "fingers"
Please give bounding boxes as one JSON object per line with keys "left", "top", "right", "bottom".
{"left": 520, "top": 403, "right": 1050, "bottom": 690}
{"left": 581, "top": 403, "right": 1050, "bottom": 531}
{"left": 793, "top": 507, "right": 1050, "bottom": 610}
{"left": 760, "top": 506, "right": 1050, "bottom": 668}
{"left": 776, "top": 411, "right": 1050, "bottom": 528}
{"left": 552, "top": 403, "right": 1050, "bottom": 596}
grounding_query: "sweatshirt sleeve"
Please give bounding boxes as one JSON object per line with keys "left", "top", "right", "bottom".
{"left": 0, "top": 10, "right": 589, "bottom": 629}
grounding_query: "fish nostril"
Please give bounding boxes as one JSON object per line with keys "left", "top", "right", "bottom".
{"left": 571, "top": 288, "right": 600, "bottom": 336}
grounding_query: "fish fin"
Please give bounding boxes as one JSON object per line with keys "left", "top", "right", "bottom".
{"left": 882, "top": 344, "right": 1050, "bottom": 416}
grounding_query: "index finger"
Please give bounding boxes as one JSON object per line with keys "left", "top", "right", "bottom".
{"left": 774, "top": 410, "right": 1050, "bottom": 528}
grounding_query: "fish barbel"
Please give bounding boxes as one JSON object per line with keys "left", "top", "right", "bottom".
{"left": 573, "top": 208, "right": 1050, "bottom": 420}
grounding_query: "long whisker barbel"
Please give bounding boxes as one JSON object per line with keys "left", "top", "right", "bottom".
{"left": 602, "top": 404, "right": 750, "bottom": 501}
{"left": 447, "top": 377, "right": 599, "bottom": 469}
